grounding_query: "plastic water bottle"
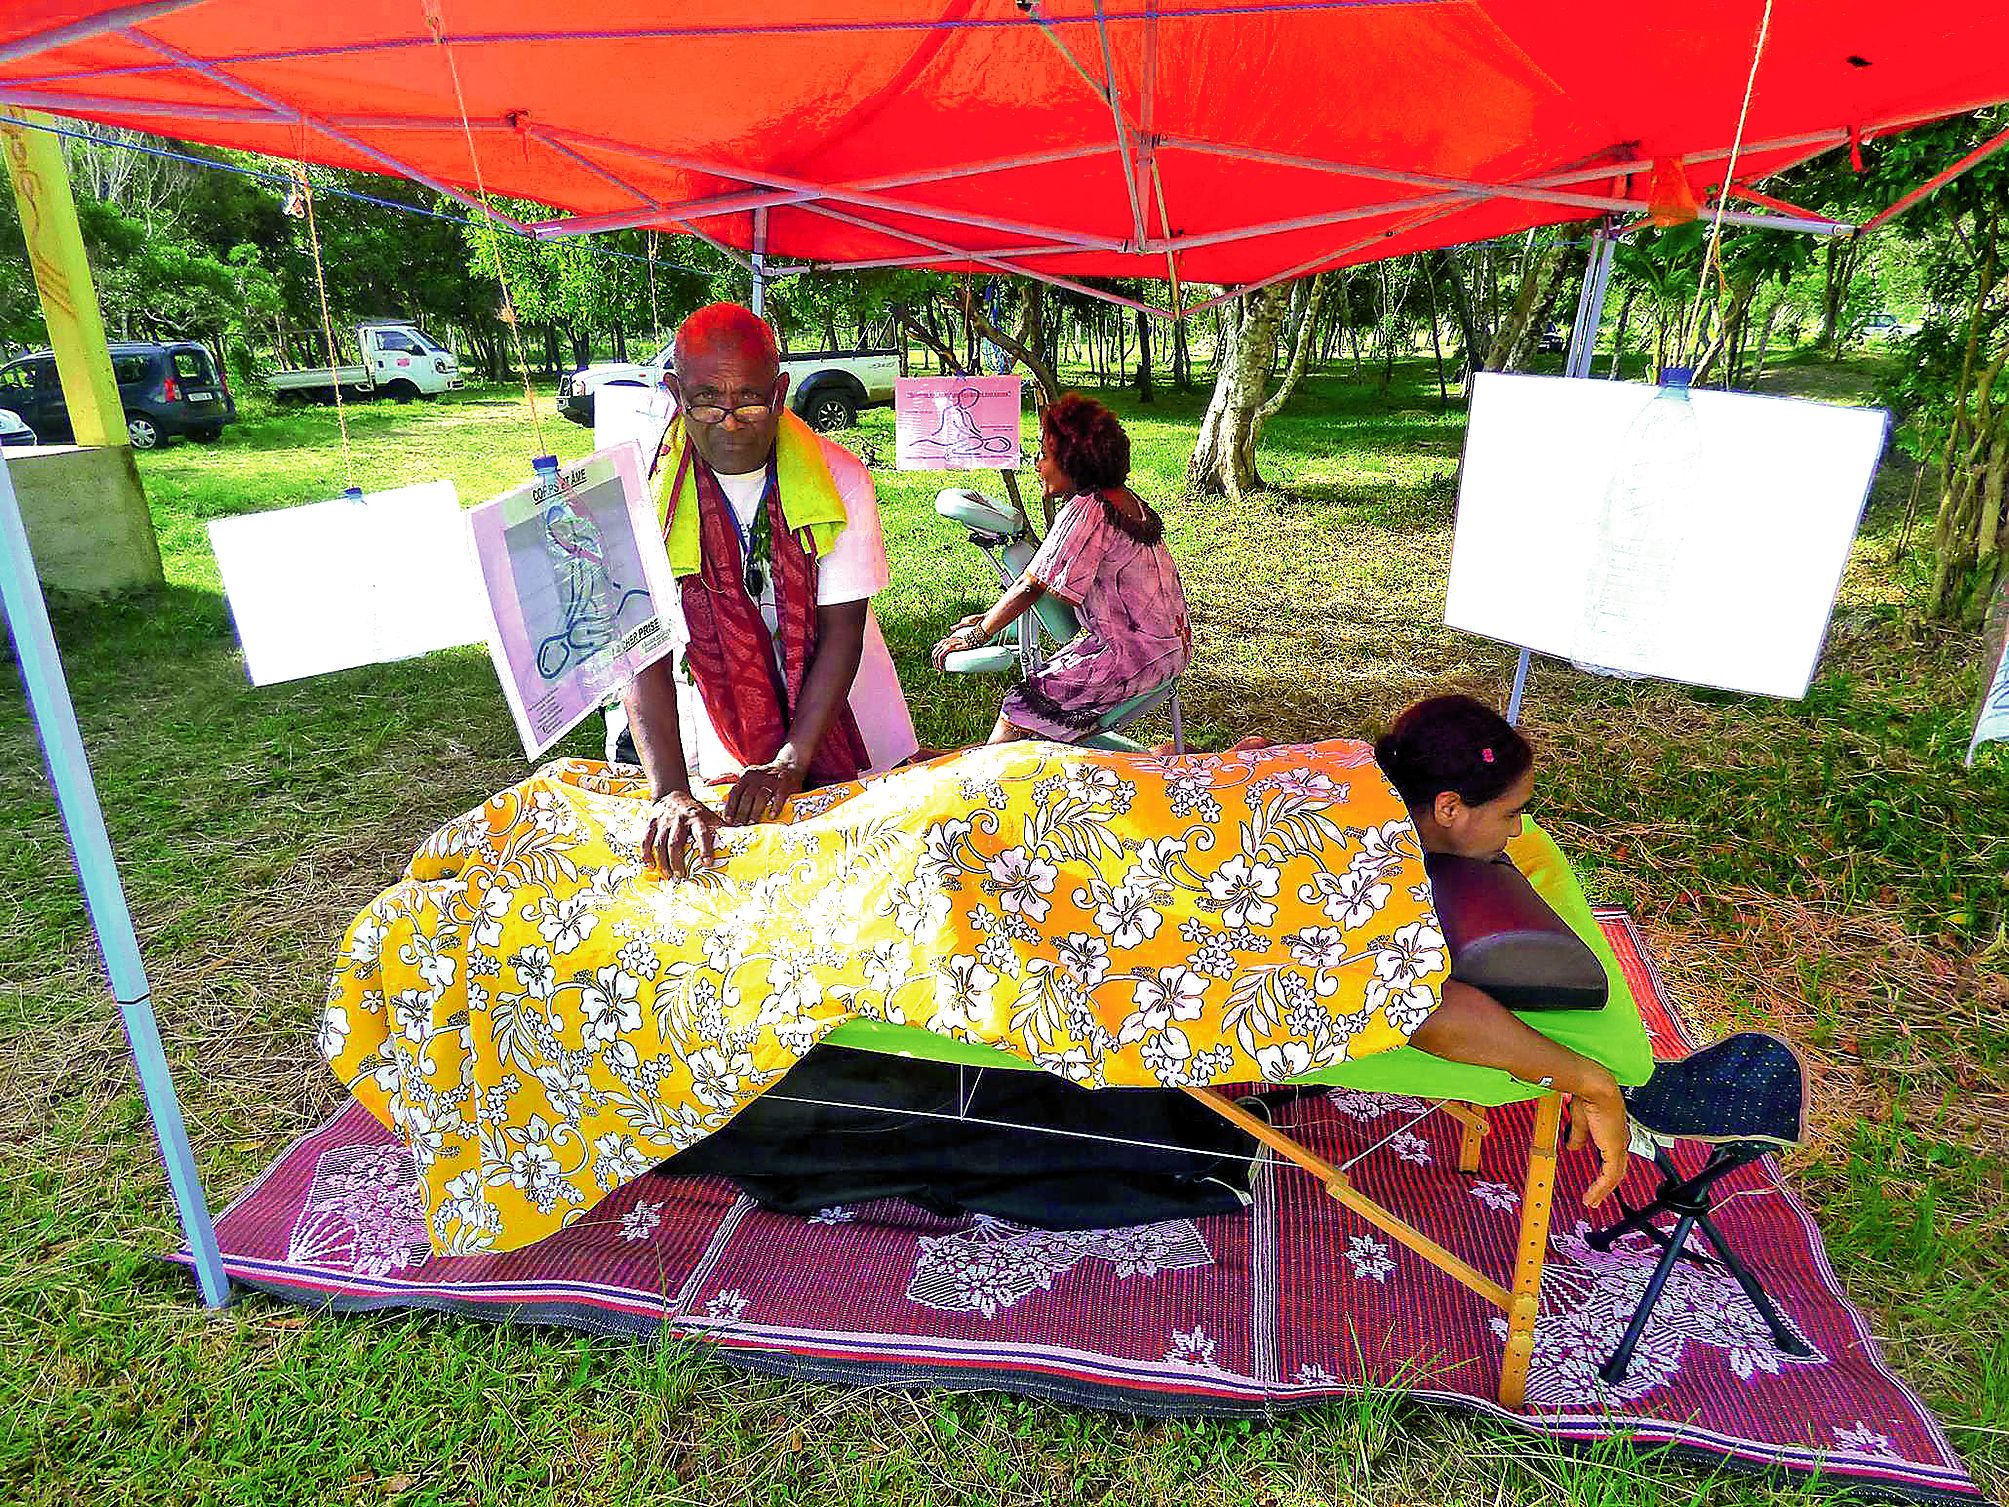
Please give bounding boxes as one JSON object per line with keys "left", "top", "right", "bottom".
{"left": 1573, "top": 369, "right": 1703, "bottom": 679}
{"left": 533, "top": 454, "right": 618, "bottom": 679}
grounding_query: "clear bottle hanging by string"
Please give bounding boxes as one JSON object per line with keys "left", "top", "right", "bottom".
{"left": 1572, "top": 367, "right": 1704, "bottom": 680}
{"left": 530, "top": 454, "right": 620, "bottom": 697}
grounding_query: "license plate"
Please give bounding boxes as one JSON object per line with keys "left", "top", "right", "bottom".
{"left": 184, "top": 390, "right": 216, "bottom": 402}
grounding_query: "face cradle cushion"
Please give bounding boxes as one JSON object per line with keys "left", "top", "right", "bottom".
{"left": 1423, "top": 851, "right": 1610, "bottom": 1011}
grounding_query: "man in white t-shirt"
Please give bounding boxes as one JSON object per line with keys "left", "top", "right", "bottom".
{"left": 616, "top": 303, "right": 917, "bottom": 876}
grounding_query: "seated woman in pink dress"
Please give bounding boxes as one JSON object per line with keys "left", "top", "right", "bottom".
{"left": 931, "top": 393, "right": 1193, "bottom": 744}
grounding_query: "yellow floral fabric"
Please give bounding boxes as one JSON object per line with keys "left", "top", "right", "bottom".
{"left": 322, "top": 739, "right": 1449, "bottom": 1255}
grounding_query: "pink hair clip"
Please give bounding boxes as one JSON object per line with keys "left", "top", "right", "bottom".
{"left": 1481, "top": 747, "right": 1495, "bottom": 763}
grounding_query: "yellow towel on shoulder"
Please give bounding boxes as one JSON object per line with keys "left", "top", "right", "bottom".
{"left": 656, "top": 409, "right": 848, "bottom": 576}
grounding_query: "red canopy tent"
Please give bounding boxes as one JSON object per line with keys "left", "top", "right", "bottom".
{"left": 4, "top": 2, "right": 2009, "bottom": 313}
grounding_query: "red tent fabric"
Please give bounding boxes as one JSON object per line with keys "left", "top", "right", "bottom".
{"left": 3, "top": 2, "right": 2007, "bottom": 305}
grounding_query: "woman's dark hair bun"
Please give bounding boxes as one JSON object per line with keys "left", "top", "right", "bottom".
{"left": 1374, "top": 694, "right": 1532, "bottom": 812}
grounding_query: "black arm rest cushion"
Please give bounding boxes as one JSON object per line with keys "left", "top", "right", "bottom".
{"left": 1421, "top": 851, "right": 1609, "bottom": 1011}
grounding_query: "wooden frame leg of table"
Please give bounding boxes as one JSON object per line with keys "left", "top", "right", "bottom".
{"left": 1444, "top": 1103, "right": 1490, "bottom": 1174}
{"left": 1182, "top": 1086, "right": 1560, "bottom": 1408}
{"left": 1497, "top": 1091, "right": 1564, "bottom": 1410}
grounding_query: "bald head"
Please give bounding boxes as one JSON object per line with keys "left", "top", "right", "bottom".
{"left": 675, "top": 302, "right": 780, "bottom": 371}
{"left": 669, "top": 302, "right": 789, "bottom": 474}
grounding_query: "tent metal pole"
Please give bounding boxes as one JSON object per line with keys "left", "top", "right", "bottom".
{"left": 751, "top": 207, "right": 768, "bottom": 316}
{"left": 1510, "top": 222, "right": 1616, "bottom": 727}
{"left": 0, "top": 459, "right": 229, "bottom": 1307}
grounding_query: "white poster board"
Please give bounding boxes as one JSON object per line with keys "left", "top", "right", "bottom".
{"left": 1968, "top": 576, "right": 2009, "bottom": 765}
{"left": 1445, "top": 373, "right": 1890, "bottom": 699}
{"left": 466, "top": 445, "right": 679, "bottom": 759}
{"left": 594, "top": 382, "right": 675, "bottom": 472}
{"left": 895, "top": 375, "right": 1023, "bottom": 470}
{"left": 208, "top": 481, "right": 487, "bottom": 685}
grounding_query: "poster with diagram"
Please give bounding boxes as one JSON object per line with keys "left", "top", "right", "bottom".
{"left": 1444, "top": 372, "right": 1889, "bottom": 699}
{"left": 895, "top": 375, "right": 1023, "bottom": 470}
{"left": 209, "top": 480, "right": 488, "bottom": 685}
{"left": 467, "top": 444, "right": 679, "bottom": 758}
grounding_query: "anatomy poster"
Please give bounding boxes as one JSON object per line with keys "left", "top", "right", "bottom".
{"left": 895, "top": 375, "right": 1024, "bottom": 470}
{"left": 209, "top": 480, "right": 487, "bottom": 685}
{"left": 467, "top": 445, "right": 679, "bottom": 758}
{"left": 1444, "top": 372, "right": 1889, "bottom": 699}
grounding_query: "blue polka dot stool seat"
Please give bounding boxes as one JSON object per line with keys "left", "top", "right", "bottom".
{"left": 1589, "top": 1032, "right": 1815, "bottom": 1385}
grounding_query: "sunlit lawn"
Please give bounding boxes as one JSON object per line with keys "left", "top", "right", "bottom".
{"left": 1, "top": 364, "right": 2002, "bottom": 1505}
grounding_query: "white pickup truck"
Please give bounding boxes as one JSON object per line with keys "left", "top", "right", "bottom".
{"left": 558, "top": 339, "right": 898, "bottom": 432}
{"left": 269, "top": 320, "right": 463, "bottom": 403}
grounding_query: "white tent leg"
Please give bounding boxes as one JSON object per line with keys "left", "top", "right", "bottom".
{"left": 1508, "top": 224, "right": 1616, "bottom": 728}
{"left": 751, "top": 205, "right": 768, "bottom": 317}
{"left": 0, "top": 458, "right": 229, "bottom": 1306}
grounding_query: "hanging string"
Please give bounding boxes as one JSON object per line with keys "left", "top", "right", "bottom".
{"left": 293, "top": 155, "right": 356, "bottom": 496}
{"left": 421, "top": 0, "right": 549, "bottom": 457}
{"left": 646, "top": 229, "right": 663, "bottom": 348}
{"left": 1682, "top": 0, "right": 1774, "bottom": 370}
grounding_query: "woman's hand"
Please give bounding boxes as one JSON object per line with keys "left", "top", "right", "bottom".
{"left": 1566, "top": 1067, "right": 1631, "bottom": 1210}
{"left": 641, "top": 791, "right": 724, "bottom": 879}
{"left": 931, "top": 621, "right": 989, "bottom": 670}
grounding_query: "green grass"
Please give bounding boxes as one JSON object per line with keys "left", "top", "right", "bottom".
{"left": 2, "top": 368, "right": 2004, "bottom": 1505}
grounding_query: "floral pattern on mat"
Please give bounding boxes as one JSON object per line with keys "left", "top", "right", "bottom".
{"left": 1492, "top": 1218, "right": 1826, "bottom": 1407}
{"left": 322, "top": 740, "right": 1446, "bottom": 1256}
{"left": 906, "top": 1215, "right": 1214, "bottom": 1317}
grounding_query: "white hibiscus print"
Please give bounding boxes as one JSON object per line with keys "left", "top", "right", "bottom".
{"left": 1094, "top": 880, "right": 1164, "bottom": 950}
{"left": 1204, "top": 855, "right": 1281, "bottom": 929}
{"left": 1307, "top": 865, "right": 1392, "bottom": 930}
{"left": 1366, "top": 920, "right": 1446, "bottom": 1031}
{"left": 685, "top": 1044, "right": 755, "bottom": 1110}
{"left": 471, "top": 886, "right": 512, "bottom": 947}
{"left": 1284, "top": 925, "right": 1349, "bottom": 968}
{"left": 763, "top": 950, "right": 824, "bottom": 1019}
{"left": 1121, "top": 966, "right": 1207, "bottom": 1044}
{"left": 932, "top": 955, "right": 998, "bottom": 1035}
{"left": 579, "top": 965, "right": 642, "bottom": 1045}
{"left": 890, "top": 874, "right": 951, "bottom": 935}
{"left": 1054, "top": 932, "right": 1110, "bottom": 989}
{"left": 986, "top": 847, "right": 1058, "bottom": 922}
{"left": 591, "top": 1132, "right": 650, "bottom": 1190}
{"left": 537, "top": 893, "right": 599, "bottom": 954}
{"left": 316, "top": 1004, "right": 348, "bottom": 1061}
{"left": 1255, "top": 1040, "right": 1314, "bottom": 1080}
{"left": 512, "top": 945, "right": 556, "bottom": 1000}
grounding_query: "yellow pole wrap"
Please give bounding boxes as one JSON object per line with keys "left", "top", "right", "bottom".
{"left": 1, "top": 111, "right": 130, "bottom": 450}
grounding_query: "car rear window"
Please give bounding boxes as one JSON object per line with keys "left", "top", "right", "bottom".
{"left": 172, "top": 349, "right": 217, "bottom": 382}
{"left": 112, "top": 354, "right": 153, "bottom": 385}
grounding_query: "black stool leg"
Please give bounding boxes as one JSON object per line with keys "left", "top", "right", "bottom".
{"left": 1691, "top": 1211, "right": 1815, "bottom": 1357}
{"left": 1599, "top": 1209, "right": 1699, "bottom": 1385}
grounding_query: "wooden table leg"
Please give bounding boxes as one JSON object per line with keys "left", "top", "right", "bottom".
{"left": 1497, "top": 1091, "right": 1564, "bottom": 1409}
{"left": 1444, "top": 1103, "right": 1490, "bottom": 1174}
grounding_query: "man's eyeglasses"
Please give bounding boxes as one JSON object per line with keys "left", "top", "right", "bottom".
{"left": 681, "top": 381, "right": 784, "bottom": 426}
{"left": 684, "top": 399, "right": 778, "bottom": 425}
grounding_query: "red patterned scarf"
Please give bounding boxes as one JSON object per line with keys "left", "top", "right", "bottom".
{"left": 669, "top": 445, "right": 872, "bottom": 785}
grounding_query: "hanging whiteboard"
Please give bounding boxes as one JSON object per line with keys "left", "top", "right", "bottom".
{"left": 594, "top": 382, "right": 674, "bottom": 471}
{"left": 1444, "top": 373, "right": 1889, "bottom": 699}
{"left": 209, "top": 481, "right": 487, "bottom": 685}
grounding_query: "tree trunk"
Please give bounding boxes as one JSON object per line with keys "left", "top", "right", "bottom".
{"left": 1171, "top": 316, "right": 1191, "bottom": 389}
{"left": 1819, "top": 238, "right": 1865, "bottom": 355}
{"left": 1187, "top": 283, "right": 1292, "bottom": 500}
{"left": 1607, "top": 287, "right": 1636, "bottom": 379}
{"left": 1134, "top": 309, "right": 1154, "bottom": 403}
{"left": 1928, "top": 215, "right": 2007, "bottom": 622}
{"left": 961, "top": 280, "right": 1062, "bottom": 408}
{"left": 1748, "top": 297, "right": 1782, "bottom": 387}
{"left": 1485, "top": 243, "right": 1570, "bottom": 371}
{"left": 1255, "top": 273, "right": 1329, "bottom": 433}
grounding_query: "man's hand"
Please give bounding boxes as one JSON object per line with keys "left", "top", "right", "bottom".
{"left": 724, "top": 752, "right": 803, "bottom": 826}
{"left": 642, "top": 791, "right": 724, "bottom": 879}
{"left": 1566, "top": 1069, "right": 1632, "bottom": 1209}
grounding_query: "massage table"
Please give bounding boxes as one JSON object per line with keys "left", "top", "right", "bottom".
{"left": 819, "top": 820, "right": 1655, "bottom": 1409}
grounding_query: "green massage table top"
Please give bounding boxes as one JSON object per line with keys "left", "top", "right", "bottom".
{"left": 822, "top": 820, "right": 1656, "bottom": 1105}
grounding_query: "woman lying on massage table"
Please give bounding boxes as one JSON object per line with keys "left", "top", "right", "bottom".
{"left": 322, "top": 697, "right": 1633, "bottom": 1257}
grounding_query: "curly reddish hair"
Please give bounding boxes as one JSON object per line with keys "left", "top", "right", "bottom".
{"left": 1040, "top": 392, "right": 1131, "bottom": 493}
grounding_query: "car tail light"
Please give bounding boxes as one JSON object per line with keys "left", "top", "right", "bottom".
{"left": 161, "top": 373, "right": 180, "bottom": 402}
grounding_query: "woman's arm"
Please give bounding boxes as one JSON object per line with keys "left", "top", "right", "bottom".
{"left": 931, "top": 575, "right": 1048, "bottom": 669}
{"left": 1408, "top": 978, "right": 1631, "bottom": 1207}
